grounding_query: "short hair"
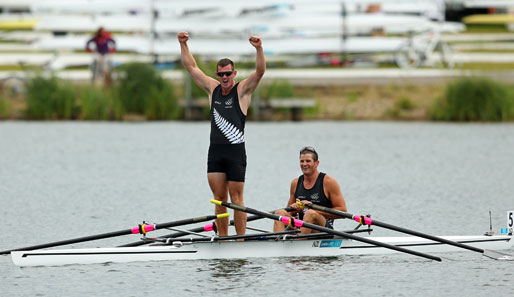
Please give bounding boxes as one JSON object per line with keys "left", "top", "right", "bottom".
{"left": 217, "top": 58, "right": 234, "bottom": 70}
{"left": 300, "top": 146, "right": 318, "bottom": 161}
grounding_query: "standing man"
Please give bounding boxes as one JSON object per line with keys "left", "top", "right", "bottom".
{"left": 274, "top": 146, "right": 347, "bottom": 234}
{"left": 86, "top": 27, "right": 116, "bottom": 85}
{"left": 178, "top": 32, "right": 266, "bottom": 236}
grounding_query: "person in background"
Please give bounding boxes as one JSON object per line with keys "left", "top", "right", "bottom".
{"left": 86, "top": 27, "right": 116, "bottom": 85}
{"left": 177, "top": 31, "right": 266, "bottom": 237}
{"left": 274, "top": 146, "right": 347, "bottom": 234}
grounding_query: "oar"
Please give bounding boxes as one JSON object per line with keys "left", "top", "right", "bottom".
{"left": 305, "top": 203, "right": 513, "bottom": 260}
{"left": 151, "top": 230, "right": 300, "bottom": 244}
{"left": 120, "top": 206, "right": 295, "bottom": 247}
{"left": 211, "top": 200, "right": 441, "bottom": 261}
{"left": 119, "top": 223, "right": 216, "bottom": 247}
{"left": 0, "top": 213, "right": 229, "bottom": 255}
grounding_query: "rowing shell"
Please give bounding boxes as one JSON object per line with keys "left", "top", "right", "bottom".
{"left": 11, "top": 234, "right": 513, "bottom": 267}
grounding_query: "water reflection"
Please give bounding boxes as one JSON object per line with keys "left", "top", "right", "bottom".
{"left": 193, "top": 259, "right": 267, "bottom": 292}
{"left": 276, "top": 256, "right": 340, "bottom": 271}
{"left": 207, "top": 259, "right": 253, "bottom": 278}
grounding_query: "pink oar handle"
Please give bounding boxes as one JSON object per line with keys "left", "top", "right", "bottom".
{"left": 203, "top": 223, "right": 215, "bottom": 232}
{"left": 279, "top": 216, "right": 304, "bottom": 227}
{"left": 131, "top": 224, "right": 155, "bottom": 234}
{"left": 354, "top": 215, "right": 373, "bottom": 225}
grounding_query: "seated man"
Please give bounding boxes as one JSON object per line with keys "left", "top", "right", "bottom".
{"left": 274, "top": 146, "right": 347, "bottom": 234}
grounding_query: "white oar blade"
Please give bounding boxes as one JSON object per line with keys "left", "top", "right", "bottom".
{"left": 483, "top": 249, "right": 514, "bottom": 261}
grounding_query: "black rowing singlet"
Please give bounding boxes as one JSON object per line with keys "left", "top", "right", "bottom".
{"left": 295, "top": 172, "right": 332, "bottom": 208}
{"left": 210, "top": 83, "right": 246, "bottom": 144}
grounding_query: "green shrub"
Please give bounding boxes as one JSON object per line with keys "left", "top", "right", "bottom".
{"left": 262, "top": 80, "right": 294, "bottom": 99}
{"left": 115, "top": 63, "right": 178, "bottom": 119}
{"left": 0, "top": 97, "right": 11, "bottom": 119}
{"left": 25, "top": 75, "right": 76, "bottom": 120}
{"left": 109, "top": 88, "right": 125, "bottom": 121}
{"left": 430, "top": 77, "right": 514, "bottom": 121}
{"left": 78, "top": 85, "right": 112, "bottom": 120}
{"left": 395, "top": 96, "right": 415, "bottom": 111}
{"left": 145, "top": 82, "right": 179, "bottom": 120}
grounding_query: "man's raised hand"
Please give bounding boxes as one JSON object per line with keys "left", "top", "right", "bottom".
{"left": 249, "top": 36, "right": 262, "bottom": 48}
{"left": 178, "top": 32, "right": 189, "bottom": 43}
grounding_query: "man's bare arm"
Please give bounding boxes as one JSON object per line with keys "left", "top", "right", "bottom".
{"left": 178, "top": 32, "right": 218, "bottom": 95}
{"left": 239, "top": 36, "right": 266, "bottom": 110}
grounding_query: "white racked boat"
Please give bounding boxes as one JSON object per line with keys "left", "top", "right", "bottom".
{"left": 10, "top": 234, "right": 513, "bottom": 267}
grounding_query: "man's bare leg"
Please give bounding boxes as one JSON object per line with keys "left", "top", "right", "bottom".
{"left": 300, "top": 210, "right": 326, "bottom": 234}
{"left": 208, "top": 172, "right": 229, "bottom": 236}
{"left": 228, "top": 181, "right": 246, "bottom": 236}
{"left": 273, "top": 209, "right": 291, "bottom": 232}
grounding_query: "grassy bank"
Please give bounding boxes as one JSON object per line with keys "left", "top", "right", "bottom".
{"left": 0, "top": 80, "right": 442, "bottom": 121}
{"left": 1, "top": 68, "right": 514, "bottom": 122}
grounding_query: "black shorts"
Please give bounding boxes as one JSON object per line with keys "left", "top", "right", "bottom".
{"left": 207, "top": 143, "right": 247, "bottom": 182}
{"left": 298, "top": 212, "right": 334, "bottom": 229}
{"left": 325, "top": 218, "right": 334, "bottom": 229}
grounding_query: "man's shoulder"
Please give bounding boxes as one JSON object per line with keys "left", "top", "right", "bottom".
{"left": 322, "top": 174, "right": 339, "bottom": 186}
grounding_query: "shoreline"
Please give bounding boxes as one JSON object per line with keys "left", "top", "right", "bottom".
{"left": 2, "top": 69, "right": 514, "bottom": 122}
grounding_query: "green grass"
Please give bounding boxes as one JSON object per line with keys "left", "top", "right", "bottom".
{"left": 346, "top": 91, "right": 360, "bottom": 103}
{"left": 395, "top": 96, "right": 415, "bottom": 111}
{"left": 261, "top": 80, "right": 294, "bottom": 99}
{"left": 115, "top": 62, "right": 180, "bottom": 119}
{"left": 0, "top": 97, "right": 11, "bottom": 119}
{"left": 78, "top": 85, "right": 113, "bottom": 120}
{"left": 430, "top": 77, "right": 514, "bottom": 121}
{"left": 25, "top": 74, "right": 77, "bottom": 120}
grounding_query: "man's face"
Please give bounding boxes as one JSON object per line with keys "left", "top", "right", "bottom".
{"left": 300, "top": 153, "right": 318, "bottom": 176}
{"left": 216, "top": 65, "right": 236, "bottom": 88}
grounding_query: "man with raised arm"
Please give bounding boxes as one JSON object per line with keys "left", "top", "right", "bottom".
{"left": 177, "top": 32, "right": 266, "bottom": 237}
{"left": 274, "top": 146, "right": 348, "bottom": 234}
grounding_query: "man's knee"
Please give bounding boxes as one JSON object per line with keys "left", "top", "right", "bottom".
{"left": 303, "top": 210, "right": 322, "bottom": 223}
{"left": 275, "top": 209, "right": 290, "bottom": 216}
{"left": 228, "top": 182, "right": 244, "bottom": 203}
{"left": 229, "top": 195, "right": 243, "bottom": 205}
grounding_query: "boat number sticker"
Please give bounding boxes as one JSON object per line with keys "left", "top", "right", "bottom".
{"left": 319, "top": 240, "right": 342, "bottom": 248}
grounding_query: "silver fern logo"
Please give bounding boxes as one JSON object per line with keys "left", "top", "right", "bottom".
{"left": 213, "top": 108, "right": 245, "bottom": 144}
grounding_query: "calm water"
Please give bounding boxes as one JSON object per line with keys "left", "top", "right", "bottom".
{"left": 1, "top": 121, "right": 513, "bottom": 297}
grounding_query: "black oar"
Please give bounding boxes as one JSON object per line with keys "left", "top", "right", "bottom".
{"left": 211, "top": 200, "right": 441, "bottom": 262}
{"left": 305, "top": 203, "right": 513, "bottom": 260}
{"left": 120, "top": 207, "right": 295, "bottom": 247}
{"left": 0, "top": 213, "right": 229, "bottom": 255}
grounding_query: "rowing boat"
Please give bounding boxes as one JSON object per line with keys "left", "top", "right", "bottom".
{"left": 10, "top": 234, "right": 513, "bottom": 267}
{"left": 5, "top": 204, "right": 513, "bottom": 267}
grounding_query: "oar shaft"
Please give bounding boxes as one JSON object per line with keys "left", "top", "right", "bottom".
{"left": 119, "top": 224, "right": 216, "bottom": 247}
{"left": 121, "top": 207, "right": 295, "bottom": 248}
{"left": 212, "top": 200, "right": 441, "bottom": 262}
{"left": 239, "top": 207, "right": 293, "bottom": 224}
{"left": 154, "top": 214, "right": 227, "bottom": 230}
{"left": 1, "top": 230, "right": 131, "bottom": 254}
{"left": 0, "top": 213, "right": 227, "bottom": 255}
{"left": 307, "top": 204, "right": 484, "bottom": 254}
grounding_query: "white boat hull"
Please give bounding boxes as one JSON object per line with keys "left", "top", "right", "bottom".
{"left": 11, "top": 235, "right": 513, "bottom": 267}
